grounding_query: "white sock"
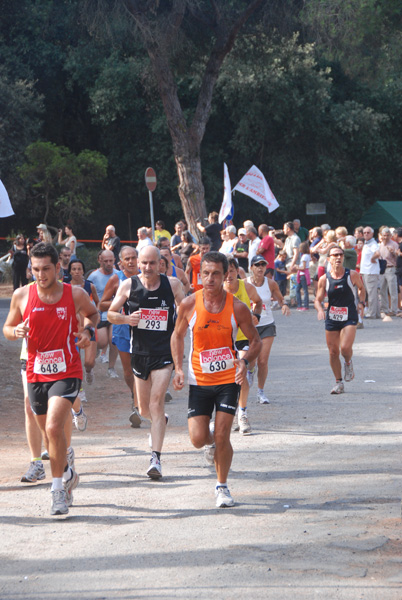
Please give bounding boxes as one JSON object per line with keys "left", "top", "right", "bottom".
{"left": 72, "top": 407, "right": 82, "bottom": 416}
{"left": 258, "top": 388, "right": 264, "bottom": 394}
{"left": 216, "top": 481, "right": 227, "bottom": 489}
{"left": 51, "top": 477, "right": 63, "bottom": 491}
{"left": 239, "top": 407, "right": 247, "bottom": 414}
{"left": 62, "top": 467, "right": 72, "bottom": 482}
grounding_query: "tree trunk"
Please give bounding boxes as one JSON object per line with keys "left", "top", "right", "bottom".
{"left": 175, "top": 150, "right": 206, "bottom": 239}
{"left": 122, "top": 0, "right": 264, "bottom": 235}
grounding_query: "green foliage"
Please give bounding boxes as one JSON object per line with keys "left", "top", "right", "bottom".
{"left": 18, "top": 141, "right": 107, "bottom": 226}
{"left": 0, "top": 67, "right": 43, "bottom": 203}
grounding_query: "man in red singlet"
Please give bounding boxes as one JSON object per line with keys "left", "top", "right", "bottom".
{"left": 3, "top": 243, "right": 98, "bottom": 516}
{"left": 171, "top": 251, "right": 261, "bottom": 508}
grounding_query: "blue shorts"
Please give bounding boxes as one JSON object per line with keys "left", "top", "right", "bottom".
{"left": 112, "top": 335, "right": 130, "bottom": 353}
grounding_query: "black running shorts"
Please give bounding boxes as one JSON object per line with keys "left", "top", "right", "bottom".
{"left": 28, "top": 378, "right": 81, "bottom": 416}
{"left": 188, "top": 383, "right": 240, "bottom": 419}
{"left": 325, "top": 319, "right": 357, "bottom": 332}
{"left": 131, "top": 354, "right": 173, "bottom": 380}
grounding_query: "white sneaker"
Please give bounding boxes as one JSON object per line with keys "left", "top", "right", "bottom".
{"left": 67, "top": 446, "right": 75, "bottom": 471}
{"left": 51, "top": 489, "right": 69, "bottom": 515}
{"left": 257, "top": 390, "right": 270, "bottom": 404}
{"left": 98, "top": 353, "right": 108, "bottom": 364}
{"left": 239, "top": 412, "right": 252, "bottom": 435}
{"left": 165, "top": 391, "right": 172, "bottom": 403}
{"left": 344, "top": 360, "right": 354, "bottom": 382}
{"left": 129, "top": 408, "right": 141, "bottom": 428}
{"left": 78, "top": 389, "right": 87, "bottom": 403}
{"left": 21, "top": 460, "right": 45, "bottom": 483}
{"left": 72, "top": 408, "right": 88, "bottom": 431}
{"left": 147, "top": 455, "right": 162, "bottom": 479}
{"left": 204, "top": 444, "right": 215, "bottom": 465}
{"left": 331, "top": 381, "right": 345, "bottom": 394}
{"left": 85, "top": 370, "right": 94, "bottom": 385}
{"left": 107, "top": 367, "right": 119, "bottom": 379}
{"left": 215, "top": 486, "right": 235, "bottom": 508}
{"left": 64, "top": 469, "right": 79, "bottom": 507}
{"left": 246, "top": 368, "right": 255, "bottom": 387}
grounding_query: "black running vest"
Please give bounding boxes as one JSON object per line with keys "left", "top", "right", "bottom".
{"left": 128, "top": 274, "right": 176, "bottom": 356}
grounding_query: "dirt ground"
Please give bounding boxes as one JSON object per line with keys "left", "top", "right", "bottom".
{"left": 1, "top": 288, "right": 402, "bottom": 599}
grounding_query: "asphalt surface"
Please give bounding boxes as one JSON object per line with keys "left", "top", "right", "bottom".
{"left": 1, "top": 298, "right": 402, "bottom": 600}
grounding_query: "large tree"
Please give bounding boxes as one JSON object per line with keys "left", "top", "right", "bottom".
{"left": 86, "top": 0, "right": 264, "bottom": 234}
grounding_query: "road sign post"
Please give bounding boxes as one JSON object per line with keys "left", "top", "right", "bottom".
{"left": 145, "top": 167, "right": 157, "bottom": 242}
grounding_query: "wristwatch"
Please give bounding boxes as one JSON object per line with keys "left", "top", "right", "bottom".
{"left": 84, "top": 325, "right": 96, "bottom": 341}
{"left": 241, "top": 358, "right": 249, "bottom": 367}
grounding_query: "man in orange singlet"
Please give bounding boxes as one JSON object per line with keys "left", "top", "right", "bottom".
{"left": 171, "top": 251, "right": 261, "bottom": 508}
{"left": 185, "top": 237, "right": 211, "bottom": 293}
{"left": 3, "top": 243, "right": 98, "bottom": 516}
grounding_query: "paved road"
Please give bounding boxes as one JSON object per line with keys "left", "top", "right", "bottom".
{"left": 1, "top": 301, "right": 402, "bottom": 599}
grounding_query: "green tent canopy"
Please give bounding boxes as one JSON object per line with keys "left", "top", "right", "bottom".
{"left": 356, "top": 201, "right": 402, "bottom": 229}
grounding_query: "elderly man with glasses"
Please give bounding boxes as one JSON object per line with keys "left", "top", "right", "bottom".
{"left": 379, "top": 227, "right": 399, "bottom": 316}
{"left": 359, "top": 227, "right": 381, "bottom": 319}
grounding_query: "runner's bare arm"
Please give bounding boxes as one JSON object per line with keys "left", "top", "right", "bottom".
{"left": 244, "top": 281, "right": 263, "bottom": 315}
{"left": 169, "top": 276, "right": 186, "bottom": 307}
{"left": 3, "top": 287, "right": 29, "bottom": 340}
{"left": 90, "top": 283, "right": 100, "bottom": 308}
{"left": 171, "top": 295, "right": 195, "bottom": 390}
{"left": 268, "top": 278, "right": 291, "bottom": 316}
{"left": 233, "top": 298, "right": 262, "bottom": 385}
{"left": 72, "top": 286, "right": 99, "bottom": 348}
{"left": 351, "top": 270, "right": 366, "bottom": 316}
{"left": 98, "top": 274, "right": 119, "bottom": 312}
{"left": 314, "top": 275, "right": 327, "bottom": 320}
{"left": 177, "top": 268, "right": 190, "bottom": 294}
{"left": 107, "top": 278, "right": 138, "bottom": 325}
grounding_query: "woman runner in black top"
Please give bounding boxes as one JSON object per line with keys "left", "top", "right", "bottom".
{"left": 314, "top": 246, "right": 365, "bottom": 395}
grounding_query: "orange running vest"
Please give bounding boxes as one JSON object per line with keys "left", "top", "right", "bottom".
{"left": 188, "top": 290, "right": 238, "bottom": 386}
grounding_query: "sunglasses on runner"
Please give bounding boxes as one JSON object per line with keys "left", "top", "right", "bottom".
{"left": 253, "top": 262, "right": 266, "bottom": 267}
{"left": 329, "top": 253, "right": 344, "bottom": 257}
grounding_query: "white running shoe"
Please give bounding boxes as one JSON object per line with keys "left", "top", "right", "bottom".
{"left": 344, "top": 360, "right": 354, "bottom": 382}
{"left": 331, "top": 381, "right": 345, "bottom": 395}
{"left": 129, "top": 408, "right": 141, "bottom": 428}
{"left": 204, "top": 444, "right": 215, "bottom": 465}
{"left": 246, "top": 368, "right": 255, "bottom": 387}
{"left": 72, "top": 408, "right": 88, "bottom": 432}
{"left": 21, "top": 460, "right": 45, "bottom": 483}
{"left": 147, "top": 455, "right": 162, "bottom": 479}
{"left": 67, "top": 446, "right": 75, "bottom": 471}
{"left": 239, "top": 413, "right": 252, "bottom": 435}
{"left": 51, "top": 489, "right": 69, "bottom": 515}
{"left": 64, "top": 469, "right": 79, "bottom": 507}
{"left": 41, "top": 450, "right": 50, "bottom": 460}
{"left": 165, "top": 391, "right": 172, "bottom": 403}
{"left": 78, "top": 389, "right": 87, "bottom": 403}
{"left": 85, "top": 370, "right": 94, "bottom": 385}
{"left": 107, "top": 367, "right": 119, "bottom": 379}
{"left": 257, "top": 390, "right": 270, "bottom": 404}
{"left": 98, "top": 353, "right": 108, "bottom": 364}
{"left": 215, "top": 486, "right": 235, "bottom": 508}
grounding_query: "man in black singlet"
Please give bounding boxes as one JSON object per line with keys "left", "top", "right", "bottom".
{"left": 108, "top": 245, "right": 184, "bottom": 479}
{"left": 314, "top": 246, "right": 365, "bottom": 395}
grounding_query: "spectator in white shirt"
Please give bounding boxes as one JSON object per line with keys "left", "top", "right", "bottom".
{"left": 360, "top": 226, "right": 381, "bottom": 319}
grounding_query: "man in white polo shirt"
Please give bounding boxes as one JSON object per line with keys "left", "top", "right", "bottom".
{"left": 360, "top": 226, "right": 381, "bottom": 319}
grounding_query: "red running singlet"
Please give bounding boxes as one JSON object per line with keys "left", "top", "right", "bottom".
{"left": 23, "top": 283, "right": 83, "bottom": 383}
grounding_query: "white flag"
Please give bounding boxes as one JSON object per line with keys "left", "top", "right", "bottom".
{"left": 233, "top": 165, "right": 279, "bottom": 213}
{"left": 0, "top": 180, "right": 15, "bottom": 218}
{"left": 218, "top": 163, "right": 234, "bottom": 224}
